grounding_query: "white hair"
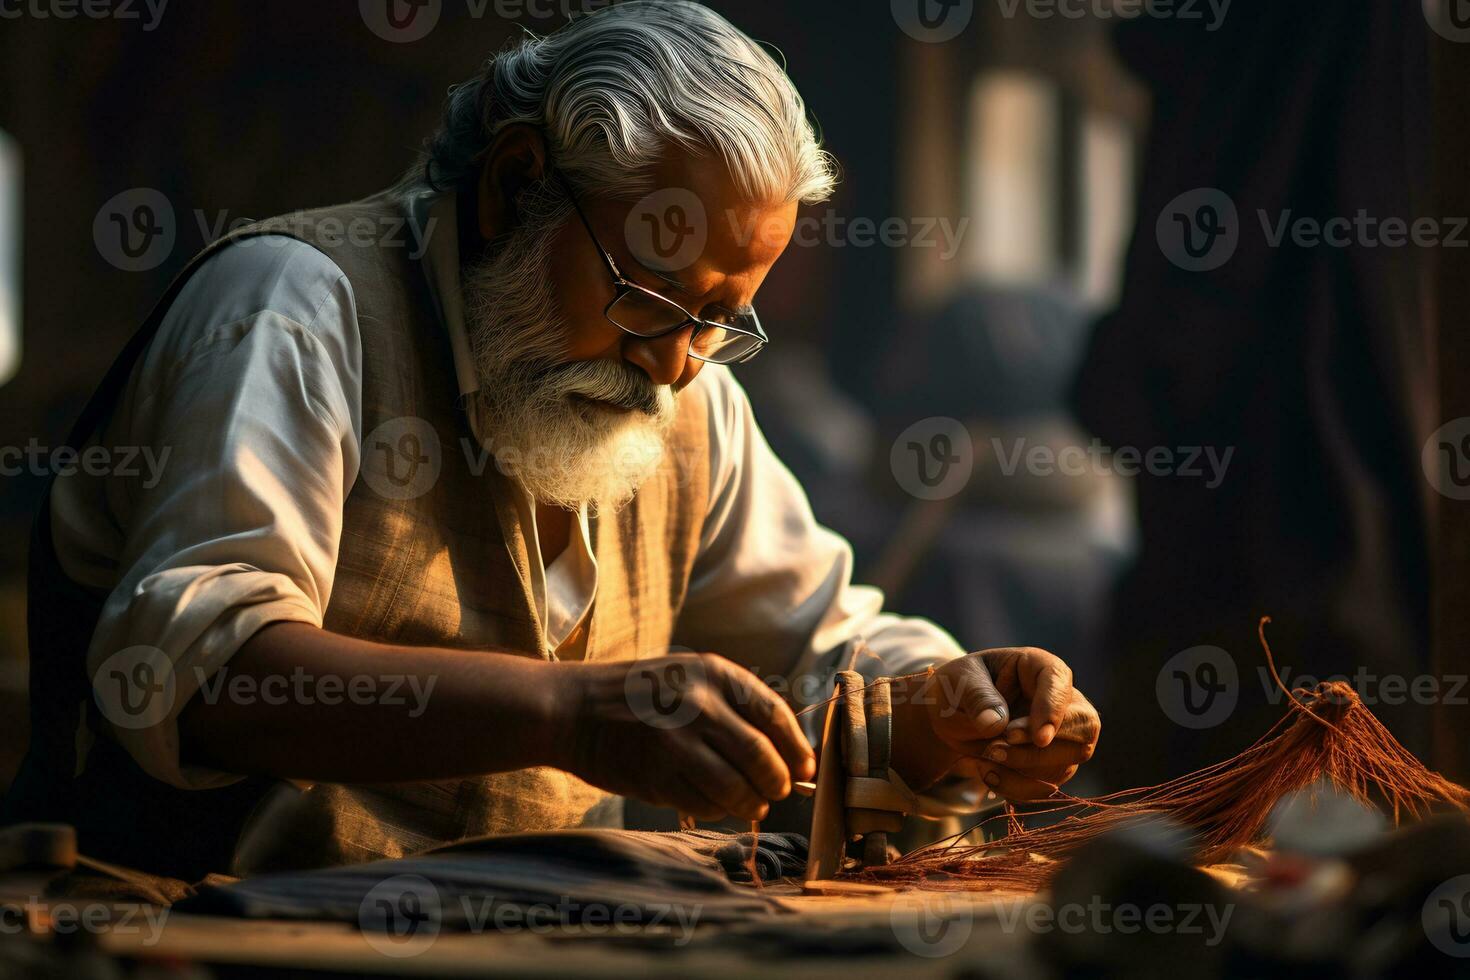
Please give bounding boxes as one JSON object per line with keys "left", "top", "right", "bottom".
{"left": 409, "top": 0, "right": 838, "bottom": 204}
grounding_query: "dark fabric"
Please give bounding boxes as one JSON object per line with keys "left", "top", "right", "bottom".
{"left": 1072, "top": 3, "right": 1433, "bottom": 787}
{"left": 177, "top": 830, "right": 779, "bottom": 926}
{"left": 584, "top": 829, "right": 808, "bottom": 884}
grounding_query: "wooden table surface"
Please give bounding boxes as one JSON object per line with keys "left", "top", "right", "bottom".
{"left": 2, "top": 877, "right": 1050, "bottom": 978}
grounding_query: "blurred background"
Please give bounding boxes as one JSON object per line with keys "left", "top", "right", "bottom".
{"left": 0, "top": 1, "right": 1461, "bottom": 798}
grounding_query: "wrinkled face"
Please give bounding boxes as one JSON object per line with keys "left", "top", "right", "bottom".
{"left": 461, "top": 153, "right": 797, "bottom": 513}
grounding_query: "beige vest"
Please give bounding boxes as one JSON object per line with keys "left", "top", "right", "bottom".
{"left": 214, "top": 192, "right": 711, "bottom": 872}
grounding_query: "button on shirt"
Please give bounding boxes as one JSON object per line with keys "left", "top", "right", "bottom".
{"left": 49, "top": 187, "right": 969, "bottom": 794}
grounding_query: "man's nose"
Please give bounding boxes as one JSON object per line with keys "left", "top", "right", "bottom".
{"left": 621, "top": 325, "right": 694, "bottom": 387}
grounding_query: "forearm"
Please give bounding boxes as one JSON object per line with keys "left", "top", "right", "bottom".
{"left": 177, "top": 622, "right": 580, "bottom": 783}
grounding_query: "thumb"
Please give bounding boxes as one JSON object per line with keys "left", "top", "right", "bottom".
{"left": 940, "top": 657, "right": 1009, "bottom": 740}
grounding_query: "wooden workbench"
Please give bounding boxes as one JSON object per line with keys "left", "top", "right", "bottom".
{"left": 4, "top": 880, "right": 1051, "bottom": 978}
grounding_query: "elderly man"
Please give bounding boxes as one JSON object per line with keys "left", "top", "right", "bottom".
{"left": 7, "top": 1, "right": 1098, "bottom": 879}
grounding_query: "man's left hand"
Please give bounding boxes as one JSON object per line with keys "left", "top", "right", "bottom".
{"left": 889, "top": 648, "right": 1100, "bottom": 799}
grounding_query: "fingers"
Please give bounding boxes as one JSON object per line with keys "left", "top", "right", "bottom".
{"left": 708, "top": 656, "right": 816, "bottom": 783}
{"left": 702, "top": 700, "right": 796, "bottom": 802}
{"left": 680, "top": 740, "right": 770, "bottom": 822}
{"left": 1015, "top": 652, "right": 1073, "bottom": 748}
{"left": 1003, "top": 699, "right": 1100, "bottom": 749}
{"left": 668, "top": 772, "right": 730, "bottom": 823}
{"left": 981, "top": 763, "right": 1076, "bottom": 801}
{"left": 979, "top": 738, "right": 1093, "bottom": 772}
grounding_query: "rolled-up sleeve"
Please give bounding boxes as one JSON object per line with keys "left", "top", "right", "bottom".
{"left": 51, "top": 237, "right": 362, "bottom": 789}
{"left": 673, "top": 367, "right": 967, "bottom": 743}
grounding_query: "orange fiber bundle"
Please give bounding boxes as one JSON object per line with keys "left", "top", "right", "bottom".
{"left": 859, "top": 618, "right": 1470, "bottom": 892}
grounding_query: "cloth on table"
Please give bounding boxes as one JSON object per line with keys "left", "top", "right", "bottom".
{"left": 177, "top": 829, "right": 792, "bottom": 927}
{"left": 608, "top": 829, "right": 808, "bottom": 883}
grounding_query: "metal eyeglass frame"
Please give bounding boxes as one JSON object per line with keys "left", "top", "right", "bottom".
{"left": 551, "top": 171, "right": 769, "bottom": 365}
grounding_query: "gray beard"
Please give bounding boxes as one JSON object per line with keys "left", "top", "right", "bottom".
{"left": 460, "top": 185, "right": 677, "bottom": 515}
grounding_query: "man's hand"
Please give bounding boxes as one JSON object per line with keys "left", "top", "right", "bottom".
{"left": 560, "top": 652, "right": 816, "bottom": 823}
{"left": 889, "top": 648, "right": 1100, "bottom": 799}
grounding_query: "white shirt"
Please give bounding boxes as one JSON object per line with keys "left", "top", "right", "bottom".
{"left": 51, "top": 188, "right": 968, "bottom": 791}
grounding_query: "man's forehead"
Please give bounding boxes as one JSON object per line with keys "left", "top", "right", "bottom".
{"left": 596, "top": 155, "right": 797, "bottom": 293}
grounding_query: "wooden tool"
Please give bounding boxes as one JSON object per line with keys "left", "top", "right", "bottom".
{"left": 803, "top": 673, "right": 918, "bottom": 885}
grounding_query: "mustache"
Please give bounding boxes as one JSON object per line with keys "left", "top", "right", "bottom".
{"left": 532, "top": 358, "right": 671, "bottom": 416}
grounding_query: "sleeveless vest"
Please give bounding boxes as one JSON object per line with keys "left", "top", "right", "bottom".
{"left": 3, "top": 191, "right": 710, "bottom": 879}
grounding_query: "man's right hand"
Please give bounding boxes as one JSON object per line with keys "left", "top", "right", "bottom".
{"left": 180, "top": 626, "right": 813, "bottom": 823}
{"left": 558, "top": 652, "right": 816, "bottom": 823}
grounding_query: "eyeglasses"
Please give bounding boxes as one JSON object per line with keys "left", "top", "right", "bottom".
{"left": 553, "top": 172, "right": 769, "bottom": 365}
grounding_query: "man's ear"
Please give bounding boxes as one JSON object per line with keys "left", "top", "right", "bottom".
{"left": 476, "top": 124, "right": 549, "bottom": 241}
